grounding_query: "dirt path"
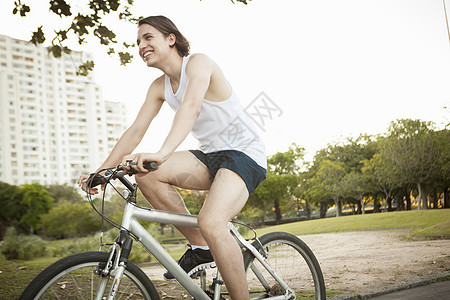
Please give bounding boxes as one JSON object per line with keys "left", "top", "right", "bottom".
{"left": 141, "top": 230, "right": 450, "bottom": 298}
{"left": 299, "top": 230, "right": 450, "bottom": 293}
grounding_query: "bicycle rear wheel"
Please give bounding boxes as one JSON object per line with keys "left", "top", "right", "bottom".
{"left": 20, "top": 251, "right": 159, "bottom": 300}
{"left": 243, "top": 232, "right": 326, "bottom": 300}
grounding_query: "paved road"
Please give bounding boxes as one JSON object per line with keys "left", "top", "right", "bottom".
{"left": 368, "top": 281, "right": 450, "bottom": 300}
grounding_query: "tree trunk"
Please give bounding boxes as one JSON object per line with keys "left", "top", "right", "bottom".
{"left": 274, "top": 199, "right": 282, "bottom": 224}
{"left": 373, "top": 195, "right": 379, "bottom": 213}
{"left": 334, "top": 198, "right": 341, "bottom": 217}
{"left": 382, "top": 190, "right": 391, "bottom": 212}
{"left": 305, "top": 200, "right": 311, "bottom": 219}
{"left": 360, "top": 196, "right": 365, "bottom": 214}
{"left": 432, "top": 189, "right": 438, "bottom": 209}
{"left": 262, "top": 201, "right": 267, "bottom": 224}
{"left": 397, "top": 196, "right": 404, "bottom": 211}
{"left": 320, "top": 201, "right": 327, "bottom": 218}
{"left": 417, "top": 183, "right": 427, "bottom": 210}
{"left": 356, "top": 199, "right": 362, "bottom": 215}
{"left": 387, "top": 197, "right": 392, "bottom": 211}
{"left": 406, "top": 193, "right": 411, "bottom": 210}
{"left": 445, "top": 187, "right": 450, "bottom": 208}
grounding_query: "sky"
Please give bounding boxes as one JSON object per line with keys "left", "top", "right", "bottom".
{"left": 1, "top": 0, "right": 449, "bottom": 162}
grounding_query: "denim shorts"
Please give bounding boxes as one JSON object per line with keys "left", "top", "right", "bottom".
{"left": 189, "top": 150, "right": 266, "bottom": 196}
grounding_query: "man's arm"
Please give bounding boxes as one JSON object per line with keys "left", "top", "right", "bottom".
{"left": 158, "top": 54, "right": 214, "bottom": 158}
{"left": 96, "top": 76, "right": 165, "bottom": 170}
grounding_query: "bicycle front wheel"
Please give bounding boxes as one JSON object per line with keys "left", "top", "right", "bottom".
{"left": 243, "top": 232, "right": 326, "bottom": 300}
{"left": 20, "top": 251, "right": 159, "bottom": 300}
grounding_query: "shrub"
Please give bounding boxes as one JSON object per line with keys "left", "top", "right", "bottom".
{"left": 39, "top": 201, "right": 102, "bottom": 238}
{"left": 0, "top": 227, "right": 48, "bottom": 260}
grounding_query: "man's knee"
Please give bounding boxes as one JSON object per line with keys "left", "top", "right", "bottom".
{"left": 197, "top": 213, "right": 227, "bottom": 242}
{"left": 135, "top": 172, "right": 164, "bottom": 201}
{"left": 135, "top": 171, "right": 160, "bottom": 186}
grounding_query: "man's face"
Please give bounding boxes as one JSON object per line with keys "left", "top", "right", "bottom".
{"left": 137, "top": 24, "right": 174, "bottom": 67}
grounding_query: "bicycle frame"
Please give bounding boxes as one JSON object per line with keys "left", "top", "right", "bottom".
{"left": 86, "top": 167, "right": 295, "bottom": 299}
{"left": 101, "top": 201, "right": 295, "bottom": 300}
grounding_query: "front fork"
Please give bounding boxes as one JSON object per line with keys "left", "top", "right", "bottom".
{"left": 95, "top": 230, "right": 134, "bottom": 300}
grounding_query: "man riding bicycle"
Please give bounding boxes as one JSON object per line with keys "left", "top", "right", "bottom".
{"left": 78, "top": 15, "right": 266, "bottom": 299}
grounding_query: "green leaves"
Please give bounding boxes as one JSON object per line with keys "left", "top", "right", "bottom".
{"left": 30, "top": 26, "right": 45, "bottom": 45}
{"left": 13, "top": 0, "right": 137, "bottom": 76}
{"left": 48, "top": 44, "right": 70, "bottom": 57}
{"left": 89, "top": 0, "right": 121, "bottom": 14}
{"left": 76, "top": 60, "right": 95, "bottom": 76}
{"left": 12, "top": 0, "right": 251, "bottom": 76}
{"left": 20, "top": 184, "right": 54, "bottom": 232}
{"left": 118, "top": 51, "right": 133, "bottom": 65}
{"left": 94, "top": 25, "right": 116, "bottom": 45}
{"left": 50, "top": 0, "right": 71, "bottom": 17}
{"left": 71, "top": 13, "right": 96, "bottom": 37}
{"left": 268, "top": 143, "right": 305, "bottom": 175}
{"left": 12, "top": 0, "right": 30, "bottom": 17}
{"left": 230, "top": 0, "right": 250, "bottom": 4}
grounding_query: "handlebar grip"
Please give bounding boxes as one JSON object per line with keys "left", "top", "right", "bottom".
{"left": 87, "top": 173, "right": 108, "bottom": 187}
{"left": 143, "top": 161, "right": 157, "bottom": 171}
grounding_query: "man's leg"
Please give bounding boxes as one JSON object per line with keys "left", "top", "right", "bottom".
{"left": 135, "top": 151, "right": 212, "bottom": 246}
{"left": 197, "top": 168, "right": 251, "bottom": 300}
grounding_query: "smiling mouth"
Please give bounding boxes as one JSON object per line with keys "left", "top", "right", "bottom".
{"left": 143, "top": 51, "right": 153, "bottom": 60}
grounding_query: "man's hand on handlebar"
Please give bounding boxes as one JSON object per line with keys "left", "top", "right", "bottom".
{"left": 77, "top": 153, "right": 160, "bottom": 195}
{"left": 121, "top": 152, "right": 163, "bottom": 176}
{"left": 77, "top": 174, "right": 105, "bottom": 195}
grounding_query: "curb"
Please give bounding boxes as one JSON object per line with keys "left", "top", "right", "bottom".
{"left": 410, "top": 235, "right": 450, "bottom": 241}
{"left": 329, "top": 270, "right": 450, "bottom": 300}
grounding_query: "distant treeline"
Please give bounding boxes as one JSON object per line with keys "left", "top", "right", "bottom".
{"left": 243, "top": 118, "right": 449, "bottom": 225}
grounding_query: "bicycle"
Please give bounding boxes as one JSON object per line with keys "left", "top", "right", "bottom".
{"left": 20, "top": 162, "right": 326, "bottom": 299}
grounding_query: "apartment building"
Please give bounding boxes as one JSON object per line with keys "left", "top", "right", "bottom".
{"left": 0, "top": 34, "right": 127, "bottom": 186}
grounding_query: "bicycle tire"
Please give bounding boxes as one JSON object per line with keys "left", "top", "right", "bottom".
{"left": 243, "top": 232, "right": 326, "bottom": 300}
{"left": 20, "top": 251, "right": 160, "bottom": 300}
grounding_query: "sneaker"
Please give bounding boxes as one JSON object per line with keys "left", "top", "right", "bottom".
{"left": 163, "top": 245, "right": 215, "bottom": 280}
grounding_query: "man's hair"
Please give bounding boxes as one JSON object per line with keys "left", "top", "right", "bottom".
{"left": 138, "top": 16, "right": 190, "bottom": 57}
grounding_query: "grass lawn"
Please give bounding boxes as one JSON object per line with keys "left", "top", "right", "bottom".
{"left": 2, "top": 209, "right": 449, "bottom": 299}
{"left": 0, "top": 257, "right": 59, "bottom": 298}
{"left": 252, "top": 209, "right": 450, "bottom": 237}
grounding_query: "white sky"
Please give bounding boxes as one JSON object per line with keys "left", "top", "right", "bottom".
{"left": 1, "top": 0, "right": 449, "bottom": 161}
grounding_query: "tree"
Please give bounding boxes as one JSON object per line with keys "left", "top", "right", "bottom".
{"left": 247, "top": 144, "right": 305, "bottom": 225}
{"left": 251, "top": 173, "right": 298, "bottom": 224}
{"left": 267, "top": 143, "right": 306, "bottom": 175}
{"left": 313, "top": 135, "right": 377, "bottom": 174}
{"left": 266, "top": 144, "right": 305, "bottom": 223}
{"left": 305, "top": 135, "right": 377, "bottom": 216}
{"left": 307, "top": 160, "right": 346, "bottom": 217}
{"left": 47, "top": 183, "right": 84, "bottom": 204}
{"left": 432, "top": 129, "right": 450, "bottom": 208}
{"left": 381, "top": 119, "right": 442, "bottom": 210}
{"left": 20, "top": 183, "right": 54, "bottom": 233}
{"left": 10, "top": 0, "right": 251, "bottom": 75}
{"left": 362, "top": 151, "right": 400, "bottom": 212}
{"left": 40, "top": 201, "right": 100, "bottom": 238}
{"left": 291, "top": 173, "right": 312, "bottom": 219}
{"left": 0, "top": 182, "right": 25, "bottom": 237}
{"left": 339, "top": 171, "right": 372, "bottom": 214}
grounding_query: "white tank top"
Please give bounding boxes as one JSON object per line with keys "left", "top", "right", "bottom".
{"left": 164, "top": 55, "right": 267, "bottom": 169}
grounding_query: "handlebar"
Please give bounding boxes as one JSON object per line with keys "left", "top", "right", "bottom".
{"left": 86, "top": 161, "right": 158, "bottom": 188}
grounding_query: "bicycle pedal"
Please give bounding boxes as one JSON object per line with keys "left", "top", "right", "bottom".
{"left": 206, "top": 291, "right": 226, "bottom": 300}
{"left": 187, "top": 262, "right": 216, "bottom": 278}
{"left": 194, "top": 269, "right": 207, "bottom": 277}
